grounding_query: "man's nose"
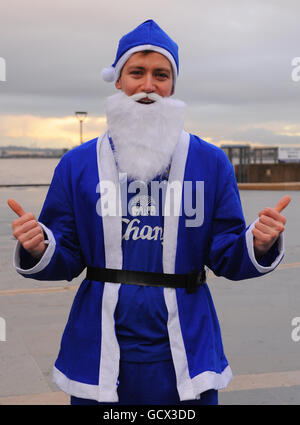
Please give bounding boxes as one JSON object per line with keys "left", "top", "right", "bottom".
{"left": 141, "top": 74, "right": 155, "bottom": 92}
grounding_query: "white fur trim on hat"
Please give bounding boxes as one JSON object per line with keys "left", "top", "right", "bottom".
{"left": 102, "top": 44, "right": 177, "bottom": 84}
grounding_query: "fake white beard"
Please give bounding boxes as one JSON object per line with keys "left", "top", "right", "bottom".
{"left": 105, "top": 91, "right": 186, "bottom": 183}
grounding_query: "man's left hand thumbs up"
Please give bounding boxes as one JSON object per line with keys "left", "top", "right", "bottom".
{"left": 252, "top": 195, "right": 291, "bottom": 258}
{"left": 7, "top": 198, "right": 47, "bottom": 260}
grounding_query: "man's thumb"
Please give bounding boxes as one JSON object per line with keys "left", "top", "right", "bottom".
{"left": 7, "top": 198, "right": 26, "bottom": 217}
{"left": 274, "top": 195, "right": 291, "bottom": 213}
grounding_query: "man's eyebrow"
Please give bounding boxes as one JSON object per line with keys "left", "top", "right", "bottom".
{"left": 155, "top": 68, "right": 171, "bottom": 75}
{"left": 127, "top": 66, "right": 171, "bottom": 74}
{"left": 127, "top": 66, "right": 145, "bottom": 71}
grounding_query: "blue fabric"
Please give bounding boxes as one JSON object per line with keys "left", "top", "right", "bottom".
{"left": 17, "top": 134, "right": 283, "bottom": 395}
{"left": 111, "top": 125, "right": 172, "bottom": 363}
{"left": 115, "top": 175, "right": 172, "bottom": 362}
{"left": 115, "top": 286, "right": 172, "bottom": 362}
{"left": 70, "top": 360, "right": 218, "bottom": 405}
{"left": 112, "top": 20, "right": 179, "bottom": 73}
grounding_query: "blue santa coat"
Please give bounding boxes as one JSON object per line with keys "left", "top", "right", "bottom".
{"left": 14, "top": 131, "right": 284, "bottom": 402}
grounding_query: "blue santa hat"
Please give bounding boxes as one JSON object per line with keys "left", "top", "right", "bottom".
{"left": 102, "top": 19, "right": 179, "bottom": 86}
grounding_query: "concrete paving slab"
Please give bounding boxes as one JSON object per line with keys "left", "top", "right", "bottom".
{"left": 0, "top": 318, "right": 52, "bottom": 397}
{"left": 0, "top": 391, "right": 69, "bottom": 405}
{"left": 208, "top": 266, "right": 300, "bottom": 376}
{"left": 223, "top": 370, "right": 300, "bottom": 391}
{"left": 220, "top": 385, "right": 300, "bottom": 405}
{"left": 0, "top": 291, "right": 77, "bottom": 393}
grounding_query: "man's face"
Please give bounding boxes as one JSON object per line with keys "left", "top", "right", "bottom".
{"left": 115, "top": 51, "right": 174, "bottom": 102}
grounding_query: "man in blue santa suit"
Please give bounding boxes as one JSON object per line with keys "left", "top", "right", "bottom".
{"left": 8, "top": 20, "right": 290, "bottom": 405}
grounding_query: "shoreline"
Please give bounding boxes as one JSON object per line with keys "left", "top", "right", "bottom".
{"left": 238, "top": 182, "right": 300, "bottom": 190}
{"left": 1, "top": 182, "right": 300, "bottom": 190}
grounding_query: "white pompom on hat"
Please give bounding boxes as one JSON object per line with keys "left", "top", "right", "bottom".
{"left": 101, "top": 66, "right": 116, "bottom": 82}
{"left": 102, "top": 19, "right": 179, "bottom": 86}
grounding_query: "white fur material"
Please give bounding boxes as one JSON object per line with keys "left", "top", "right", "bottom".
{"left": 113, "top": 44, "right": 178, "bottom": 85}
{"left": 102, "top": 44, "right": 178, "bottom": 85}
{"left": 101, "top": 66, "right": 115, "bottom": 82}
{"left": 105, "top": 91, "right": 186, "bottom": 183}
{"left": 162, "top": 130, "right": 196, "bottom": 400}
{"left": 96, "top": 133, "right": 122, "bottom": 401}
{"left": 246, "top": 218, "right": 284, "bottom": 273}
{"left": 14, "top": 222, "right": 56, "bottom": 275}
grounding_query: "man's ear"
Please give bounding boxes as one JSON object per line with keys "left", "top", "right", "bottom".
{"left": 115, "top": 78, "right": 121, "bottom": 90}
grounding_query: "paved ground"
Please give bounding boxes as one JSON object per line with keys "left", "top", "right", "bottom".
{"left": 0, "top": 187, "right": 299, "bottom": 405}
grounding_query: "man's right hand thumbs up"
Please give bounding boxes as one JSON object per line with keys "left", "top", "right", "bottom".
{"left": 7, "top": 198, "right": 47, "bottom": 260}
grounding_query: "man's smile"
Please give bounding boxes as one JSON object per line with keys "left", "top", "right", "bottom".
{"left": 137, "top": 97, "right": 155, "bottom": 104}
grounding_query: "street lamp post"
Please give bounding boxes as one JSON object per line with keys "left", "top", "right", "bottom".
{"left": 75, "top": 111, "right": 88, "bottom": 145}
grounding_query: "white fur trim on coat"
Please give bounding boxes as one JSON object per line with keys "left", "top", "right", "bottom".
{"left": 246, "top": 218, "right": 284, "bottom": 274}
{"left": 13, "top": 222, "right": 56, "bottom": 275}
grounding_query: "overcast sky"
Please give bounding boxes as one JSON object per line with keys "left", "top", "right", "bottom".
{"left": 0, "top": 0, "right": 300, "bottom": 148}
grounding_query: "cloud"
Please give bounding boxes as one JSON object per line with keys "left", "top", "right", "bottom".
{"left": 1, "top": 0, "right": 300, "bottom": 147}
{"left": 231, "top": 126, "right": 300, "bottom": 146}
{"left": 0, "top": 114, "right": 106, "bottom": 148}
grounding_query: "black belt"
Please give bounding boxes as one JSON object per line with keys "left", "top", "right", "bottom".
{"left": 86, "top": 267, "right": 206, "bottom": 294}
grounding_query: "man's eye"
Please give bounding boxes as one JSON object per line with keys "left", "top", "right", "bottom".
{"left": 156, "top": 73, "right": 168, "bottom": 79}
{"left": 130, "top": 70, "right": 142, "bottom": 76}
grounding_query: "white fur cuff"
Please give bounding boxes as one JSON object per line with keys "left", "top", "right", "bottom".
{"left": 13, "top": 222, "right": 56, "bottom": 275}
{"left": 245, "top": 219, "right": 284, "bottom": 273}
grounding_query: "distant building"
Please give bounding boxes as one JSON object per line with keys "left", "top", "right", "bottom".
{"left": 0, "top": 146, "right": 67, "bottom": 158}
{"left": 220, "top": 144, "right": 300, "bottom": 183}
{"left": 278, "top": 147, "right": 300, "bottom": 163}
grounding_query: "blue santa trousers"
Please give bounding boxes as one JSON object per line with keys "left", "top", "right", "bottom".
{"left": 70, "top": 360, "right": 218, "bottom": 405}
